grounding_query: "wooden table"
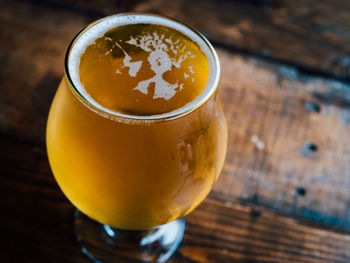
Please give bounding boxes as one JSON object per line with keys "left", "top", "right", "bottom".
{"left": 1, "top": 0, "right": 350, "bottom": 262}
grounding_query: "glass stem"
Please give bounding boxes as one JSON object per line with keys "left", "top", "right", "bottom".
{"left": 75, "top": 210, "right": 185, "bottom": 263}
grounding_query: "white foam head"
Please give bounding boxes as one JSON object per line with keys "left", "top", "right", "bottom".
{"left": 66, "top": 13, "right": 220, "bottom": 121}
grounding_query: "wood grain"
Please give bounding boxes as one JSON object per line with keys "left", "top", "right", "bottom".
{"left": 215, "top": 50, "right": 350, "bottom": 228}
{"left": 1, "top": 0, "right": 350, "bottom": 228}
{"left": 129, "top": 0, "right": 350, "bottom": 80}
{"left": 1, "top": 136, "right": 350, "bottom": 263}
{"left": 22, "top": 0, "right": 350, "bottom": 80}
{"left": 0, "top": 0, "right": 93, "bottom": 144}
{"left": 1, "top": 0, "right": 350, "bottom": 261}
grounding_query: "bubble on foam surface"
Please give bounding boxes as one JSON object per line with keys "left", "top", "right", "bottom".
{"left": 68, "top": 14, "right": 219, "bottom": 119}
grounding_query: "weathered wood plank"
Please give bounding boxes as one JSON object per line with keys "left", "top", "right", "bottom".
{"left": 1, "top": 136, "right": 350, "bottom": 263}
{"left": 214, "top": 50, "right": 350, "bottom": 228}
{"left": 22, "top": 0, "right": 350, "bottom": 80}
{"left": 131, "top": 0, "right": 350, "bottom": 79}
{"left": 0, "top": 0, "right": 93, "bottom": 143}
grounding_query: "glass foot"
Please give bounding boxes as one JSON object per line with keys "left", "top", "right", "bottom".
{"left": 74, "top": 210, "right": 185, "bottom": 263}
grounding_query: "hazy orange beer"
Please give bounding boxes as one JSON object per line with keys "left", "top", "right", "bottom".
{"left": 46, "top": 14, "right": 227, "bottom": 259}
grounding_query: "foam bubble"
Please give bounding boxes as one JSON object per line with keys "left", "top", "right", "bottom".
{"left": 67, "top": 13, "right": 219, "bottom": 120}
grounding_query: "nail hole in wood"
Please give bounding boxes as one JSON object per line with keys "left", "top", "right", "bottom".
{"left": 250, "top": 209, "right": 261, "bottom": 219}
{"left": 305, "top": 101, "right": 321, "bottom": 113}
{"left": 305, "top": 143, "right": 318, "bottom": 152}
{"left": 296, "top": 187, "right": 307, "bottom": 197}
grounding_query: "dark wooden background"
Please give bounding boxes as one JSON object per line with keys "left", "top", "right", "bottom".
{"left": 1, "top": 0, "right": 350, "bottom": 262}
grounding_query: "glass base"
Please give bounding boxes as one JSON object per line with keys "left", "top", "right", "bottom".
{"left": 74, "top": 210, "right": 185, "bottom": 263}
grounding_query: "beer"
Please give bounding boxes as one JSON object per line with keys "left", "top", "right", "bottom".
{"left": 79, "top": 24, "right": 209, "bottom": 115}
{"left": 46, "top": 14, "right": 227, "bottom": 230}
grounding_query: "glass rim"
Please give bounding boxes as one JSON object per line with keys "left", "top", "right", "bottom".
{"left": 64, "top": 12, "right": 220, "bottom": 122}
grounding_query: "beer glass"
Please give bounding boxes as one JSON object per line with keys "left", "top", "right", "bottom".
{"left": 46, "top": 13, "right": 227, "bottom": 262}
